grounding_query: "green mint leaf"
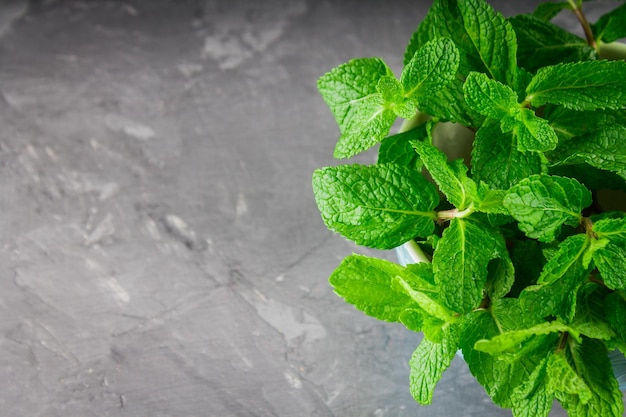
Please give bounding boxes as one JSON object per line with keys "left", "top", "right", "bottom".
{"left": 509, "top": 14, "right": 594, "bottom": 73}
{"left": 591, "top": 1, "right": 626, "bottom": 43}
{"left": 593, "top": 217, "right": 626, "bottom": 244}
{"left": 501, "top": 108, "right": 559, "bottom": 152}
{"left": 317, "top": 58, "right": 396, "bottom": 158}
{"left": 538, "top": 234, "right": 589, "bottom": 284}
{"left": 606, "top": 292, "right": 626, "bottom": 343}
{"left": 312, "top": 164, "right": 438, "bottom": 249}
{"left": 547, "top": 351, "right": 593, "bottom": 404}
{"left": 511, "top": 357, "right": 553, "bottom": 417}
{"left": 471, "top": 121, "right": 545, "bottom": 190}
{"left": 554, "top": 338, "right": 624, "bottom": 417}
{"left": 328, "top": 254, "right": 449, "bottom": 324}
{"left": 463, "top": 71, "right": 518, "bottom": 120}
{"left": 461, "top": 310, "right": 555, "bottom": 408}
{"left": 592, "top": 243, "right": 626, "bottom": 290}
{"left": 377, "top": 124, "right": 427, "bottom": 168}
{"left": 412, "top": 140, "right": 477, "bottom": 210}
{"left": 485, "top": 250, "right": 516, "bottom": 301}
{"left": 525, "top": 60, "right": 626, "bottom": 111}
{"left": 532, "top": 2, "right": 571, "bottom": 21}
{"left": 401, "top": 37, "right": 460, "bottom": 102}
{"left": 550, "top": 125, "right": 626, "bottom": 181}
{"left": 520, "top": 256, "right": 589, "bottom": 321}
{"left": 544, "top": 107, "right": 626, "bottom": 141}
{"left": 376, "top": 76, "right": 417, "bottom": 119}
{"left": 474, "top": 320, "right": 578, "bottom": 356}
{"left": 503, "top": 174, "right": 592, "bottom": 242}
{"left": 432, "top": 218, "right": 509, "bottom": 313}
{"left": 409, "top": 324, "right": 461, "bottom": 405}
{"left": 411, "top": 0, "right": 518, "bottom": 85}
{"left": 462, "top": 72, "right": 558, "bottom": 152}
{"left": 571, "top": 283, "right": 615, "bottom": 340}
{"left": 417, "top": 79, "right": 483, "bottom": 125}
{"left": 474, "top": 186, "right": 510, "bottom": 215}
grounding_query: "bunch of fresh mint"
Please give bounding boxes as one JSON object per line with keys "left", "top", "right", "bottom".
{"left": 312, "top": 0, "right": 626, "bottom": 416}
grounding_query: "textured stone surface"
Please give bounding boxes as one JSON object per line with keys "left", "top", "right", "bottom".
{"left": 0, "top": 1, "right": 622, "bottom": 416}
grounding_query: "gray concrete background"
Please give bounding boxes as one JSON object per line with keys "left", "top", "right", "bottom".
{"left": 0, "top": 1, "right": 623, "bottom": 416}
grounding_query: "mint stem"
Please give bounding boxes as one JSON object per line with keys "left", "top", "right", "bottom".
{"left": 569, "top": 1, "right": 596, "bottom": 49}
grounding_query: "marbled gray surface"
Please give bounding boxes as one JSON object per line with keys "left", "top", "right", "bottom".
{"left": 0, "top": 1, "right": 622, "bottom": 416}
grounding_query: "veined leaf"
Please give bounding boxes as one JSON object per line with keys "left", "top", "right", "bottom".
{"left": 412, "top": 140, "right": 477, "bottom": 210}
{"left": 538, "top": 234, "right": 589, "bottom": 284}
{"left": 501, "top": 108, "right": 558, "bottom": 152}
{"left": 317, "top": 58, "right": 396, "bottom": 158}
{"left": 472, "top": 121, "right": 545, "bottom": 190}
{"left": 312, "top": 164, "right": 438, "bottom": 249}
{"left": 532, "top": 2, "right": 572, "bottom": 21}
{"left": 548, "top": 351, "right": 593, "bottom": 404}
{"left": 409, "top": 324, "right": 461, "bottom": 405}
{"left": 401, "top": 37, "right": 459, "bottom": 102}
{"left": 377, "top": 124, "right": 427, "bottom": 168}
{"left": 474, "top": 320, "right": 578, "bottom": 355}
{"left": 511, "top": 356, "right": 553, "bottom": 417}
{"left": 592, "top": 243, "right": 626, "bottom": 290}
{"left": 432, "top": 218, "right": 509, "bottom": 313}
{"left": 550, "top": 125, "right": 626, "bottom": 180}
{"left": 509, "top": 14, "right": 594, "bottom": 73}
{"left": 525, "top": 60, "right": 626, "bottom": 111}
{"left": 464, "top": 71, "right": 518, "bottom": 120}
{"left": 377, "top": 76, "right": 417, "bottom": 119}
{"left": 593, "top": 217, "right": 626, "bottom": 244}
{"left": 503, "top": 175, "right": 592, "bottom": 242}
{"left": 461, "top": 310, "right": 556, "bottom": 409}
{"left": 592, "top": 2, "right": 626, "bottom": 43}
{"left": 328, "top": 254, "right": 452, "bottom": 325}
{"left": 606, "top": 292, "right": 626, "bottom": 343}
{"left": 544, "top": 107, "right": 626, "bottom": 141}
{"left": 571, "top": 283, "right": 615, "bottom": 340}
{"left": 554, "top": 338, "right": 624, "bottom": 417}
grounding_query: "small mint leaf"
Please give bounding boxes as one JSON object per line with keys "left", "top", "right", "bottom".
{"left": 377, "top": 76, "right": 417, "bottom": 119}
{"left": 409, "top": 324, "right": 461, "bottom": 405}
{"left": 571, "top": 283, "right": 615, "bottom": 341}
{"left": 501, "top": 108, "right": 558, "bottom": 152}
{"left": 312, "top": 164, "right": 438, "bottom": 249}
{"left": 511, "top": 357, "right": 553, "bottom": 417}
{"left": 401, "top": 37, "right": 460, "bottom": 102}
{"left": 377, "top": 124, "right": 427, "bottom": 168}
{"left": 591, "top": 2, "right": 626, "bottom": 44}
{"left": 593, "top": 217, "right": 626, "bottom": 245}
{"left": 471, "top": 121, "right": 545, "bottom": 190}
{"left": 463, "top": 71, "right": 518, "bottom": 120}
{"left": 532, "top": 2, "right": 571, "bottom": 21}
{"left": 538, "top": 234, "right": 589, "bottom": 285}
{"left": 503, "top": 175, "right": 592, "bottom": 242}
{"left": 317, "top": 58, "right": 396, "bottom": 159}
{"left": 606, "top": 292, "right": 626, "bottom": 343}
{"left": 548, "top": 351, "right": 593, "bottom": 404}
{"left": 525, "top": 60, "right": 626, "bottom": 111}
{"left": 412, "top": 140, "right": 477, "bottom": 210}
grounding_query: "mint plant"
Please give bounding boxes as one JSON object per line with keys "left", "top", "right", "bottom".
{"left": 312, "top": 1, "right": 626, "bottom": 416}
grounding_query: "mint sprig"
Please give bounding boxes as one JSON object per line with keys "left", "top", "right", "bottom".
{"left": 313, "top": 0, "right": 626, "bottom": 415}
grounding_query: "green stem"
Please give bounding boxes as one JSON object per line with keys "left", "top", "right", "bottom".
{"left": 398, "top": 111, "right": 430, "bottom": 133}
{"left": 403, "top": 237, "right": 432, "bottom": 264}
{"left": 598, "top": 41, "right": 626, "bottom": 61}
{"left": 568, "top": 1, "right": 596, "bottom": 49}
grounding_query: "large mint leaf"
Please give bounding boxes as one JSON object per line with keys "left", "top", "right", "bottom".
{"left": 317, "top": 58, "right": 396, "bottom": 158}
{"left": 401, "top": 37, "right": 459, "bottom": 102}
{"left": 525, "top": 60, "right": 626, "bottom": 111}
{"left": 555, "top": 338, "right": 624, "bottom": 417}
{"left": 432, "top": 218, "right": 508, "bottom": 313}
{"left": 503, "top": 175, "right": 592, "bottom": 242}
{"left": 592, "top": 2, "right": 626, "bottom": 43}
{"left": 328, "top": 254, "right": 452, "bottom": 325}
{"left": 544, "top": 107, "right": 626, "bottom": 141}
{"left": 471, "top": 121, "right": 544, "bottom": 190}
{"left": 501, "top": 108, "right": 558, "bottom": 153}
{"left": 550, "top": 125, "right": 626, "bottom": 180}
{"left": 312, "top": 164, "right": 438, "bottom": 249}
{"left": 571, "top": 283, "right": 615, "bottom": 341}
{"left": 592, "top": 243, "right": 626, "bottom": 290}
{"left": 461, "top": 310, "right": 555, "bottom": 409}
{"left": 412, "top": 140, "right": 477, "bottom": 210}
{"left": 509, "top": 14, "right": 594, "bottom": 73}
{"left": 409, "top": 324, "right": 460, "bottom": 405}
